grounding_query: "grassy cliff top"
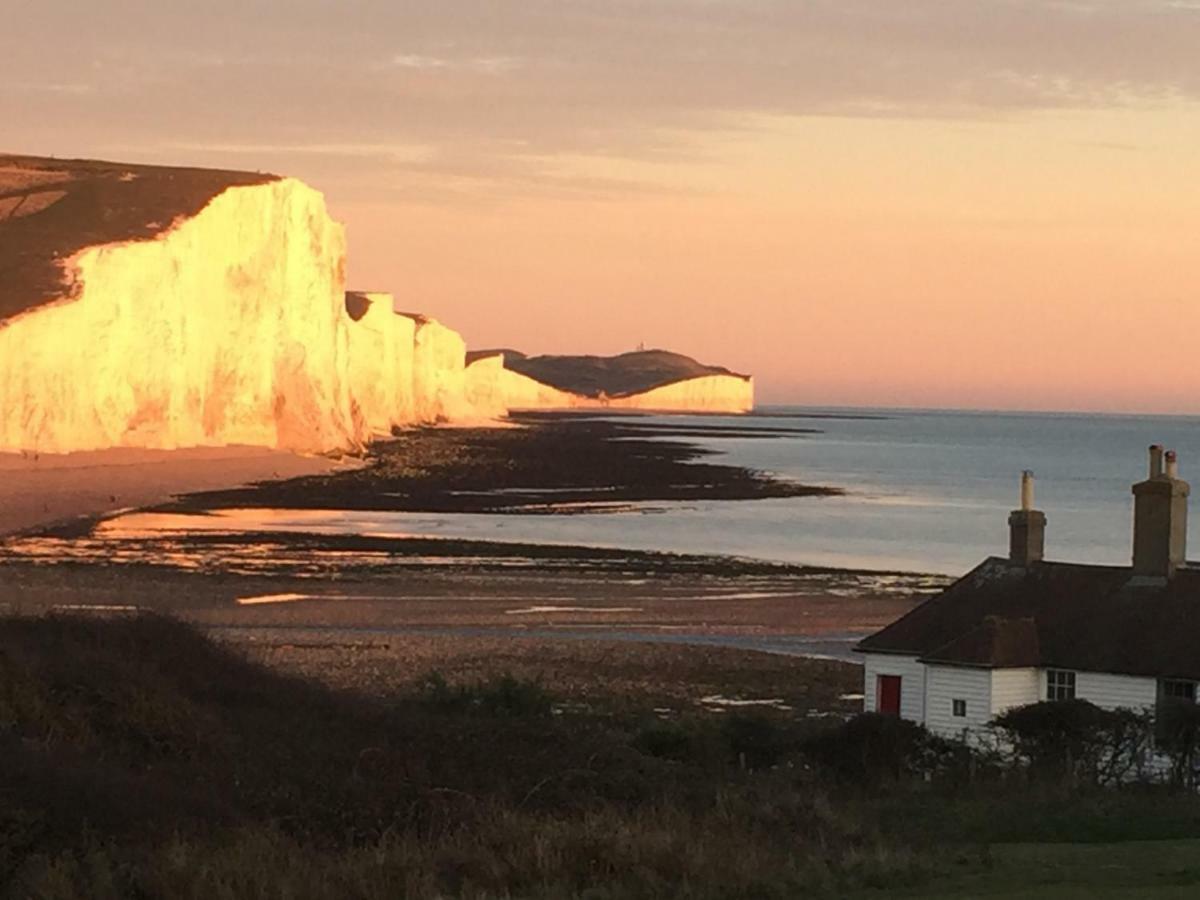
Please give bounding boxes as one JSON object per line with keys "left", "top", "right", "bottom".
{"left": 0, "top": 154, "right": 278, "bottom": 323}
{"left": 476, "top": 348, "right": 750, "bottom": 397}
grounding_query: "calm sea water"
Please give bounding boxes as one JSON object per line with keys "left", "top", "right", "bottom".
{"left": 57, "top": 407, "right": 1197, "bottom": 577}
{"left": 227, "top": 406, "right": 1193, "bottom": 577}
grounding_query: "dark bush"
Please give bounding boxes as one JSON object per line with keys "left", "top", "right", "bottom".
{"left": 1156, "top": 698, "right": 1200, "bottom": 788}
{"left": 413, "top": 671, "right": 553, "bottom": 718}
{"left": 991, "top": 700, "right": 1152, "bottom": 787}
{"left": 721, "top": 713, "right": 796, "bottom": 771}
{"left": 802, "top": 713, "right": 955, "bottom": 785}
{"left": 631, "top": 719, "right": 722, "bottom": 767}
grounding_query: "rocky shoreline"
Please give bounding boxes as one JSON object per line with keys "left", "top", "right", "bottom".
{"left": 159, "top": 413, "right": 841, "bottom": 516}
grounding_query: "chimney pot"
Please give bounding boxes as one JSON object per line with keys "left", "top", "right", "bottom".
{"left": 1009, "top": 470, "right": 1045, "bottom": 566}
{"left": 1150, "top": 445, "right": 1165, "bottom": 479}
{"left": 1133, "top": 444, "right": 1189, "bottom": 578}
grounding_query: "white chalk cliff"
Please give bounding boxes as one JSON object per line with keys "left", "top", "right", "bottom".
{"left": 343, "top": 292, "right": 416, "bottom": 436}
{"left": 0, "top": 156, "right": 505, "bottom": 454}
{"left": 0, "top": 155, "right": 752, "bottom": 455}
{"left": 0, "top": 176, "right": 365, "bottom": 453}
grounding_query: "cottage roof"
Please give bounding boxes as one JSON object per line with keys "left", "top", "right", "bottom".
{"left": 857, "top": 557, "right": 1200, "bottom": 681}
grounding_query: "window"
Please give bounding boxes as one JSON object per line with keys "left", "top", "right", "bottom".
{"left": 1046, "top": 669, "right": 1076, "bottom": 701}
{"left": 1156, "top": 680, "right": 1198, "bottom": 744}
{"left": 952, "top": 699, "right": 967, "bottom": 718}
{"left": 1161, "top": 679, "right": 1197, "bottom": 703}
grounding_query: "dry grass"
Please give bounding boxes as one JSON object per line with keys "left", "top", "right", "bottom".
{"left": 7, "top": 613, "right": 1200, "bottom": 899}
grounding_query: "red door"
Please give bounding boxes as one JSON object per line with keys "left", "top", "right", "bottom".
{"left": 877, "top": 675, "right": 902, "bottom": 716}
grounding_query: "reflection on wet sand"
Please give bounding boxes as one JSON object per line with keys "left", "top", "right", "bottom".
{"left": 0, "top": 501, "right": 949, "bottom": 664}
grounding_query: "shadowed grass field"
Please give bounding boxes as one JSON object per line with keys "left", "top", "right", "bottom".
{"left": 5, "top": 613, "right": 1200, "bottom": 898}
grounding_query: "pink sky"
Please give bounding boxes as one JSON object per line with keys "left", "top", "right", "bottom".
{"left": 5, "top": 1, "right": 1200, "bottom": 411}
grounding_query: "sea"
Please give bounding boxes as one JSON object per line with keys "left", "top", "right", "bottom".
{"left": 140, "top": 406, "right": 1199, "bottom": 578}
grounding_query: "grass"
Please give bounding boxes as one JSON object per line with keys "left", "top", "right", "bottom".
{"left": 853, "top": 840, "right": 1200, "bottom": 899}
{"left": 5, "top": 613, "right": 1200, "bottom": 898}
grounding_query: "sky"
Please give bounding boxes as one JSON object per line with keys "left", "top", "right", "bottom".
{"left": 4, "top": 0, "right": 1200, "bottom": 412}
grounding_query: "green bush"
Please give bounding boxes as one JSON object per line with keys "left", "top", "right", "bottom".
{"left": 802, "top": 713, "right": 956, "bottom": 785}
{"left": 721, "top": 713, "right": 796, "bottom": 771}
{"left": 1156, "top": 698, "right": 1200, "bottom": 788}
{"left": 991, "top": 700, "right": 1152, "bottom": 787}
{"left": 413, "top": 671, "right": 553, "bottom": 718}
{"left": 631, "top": 719, "right": 717, "bottom": 766}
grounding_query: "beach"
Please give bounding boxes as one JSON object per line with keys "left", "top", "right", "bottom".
{"left": 0, "top": 445, "right": 353, "bottom": 538}
{"left": 0, "top": 414, "right": 942, "bottom": 698}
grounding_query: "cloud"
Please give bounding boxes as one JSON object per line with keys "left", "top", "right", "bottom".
{"left": 4, "top": 0, "right": 1198, "bottom": 196}
{"left": 379, "top": 54, "right": 520, "bottom": 74}
{"left": 156, "top": 141, "right": 436, "bottom": 164}
{"left": 6, "top": 82, "right": 97, "bottom": 96}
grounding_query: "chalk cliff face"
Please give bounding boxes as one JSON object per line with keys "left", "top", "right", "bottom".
{"left": 344, "top": 292, "right": 416, "bottom": 436}
{"left": 0, "top": 155, "right": 753, "bottom": 455}
{"left": 406, "top": 314, "right": 467, "bottom": 423}
{"left": 349, "top": 299, "right": 507, "bottom": 430}
{"left": 0, "top": 176, "right": 365, "bottom": 453}
{"left": 491, "top": 364, "right": 586, "bottom": 410}
{"left": 463, "top": 354, "right": 518, "bottom": 420}
{"left": 603, "top": 373, "right": 754, "bottom": 413}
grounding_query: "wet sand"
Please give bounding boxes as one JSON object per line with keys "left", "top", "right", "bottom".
{"left": 245, "top": 632, "right": 866, "bottom": 717}
{"left": 0, "top": 552, "right": 930, "bottom": 705}
{"left": 0, "top": 446, "right": 354, "bottom": 538}
{"left": 0, "top": 415, "right": 940, "bottom": 695}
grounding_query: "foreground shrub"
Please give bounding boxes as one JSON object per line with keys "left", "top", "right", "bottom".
{"left": 721, "top": 713, "right": 799, "bottom": 771}
{"left": 1156, "top": 698, "right": 1200, "bottom": 789}
{"left": 802, "top": 714, "right": 959, "bottom": 785}
{"left": 414, "top": 671, "right": 553, "bottom": 718}
{"left": 991, "top": 700, "right": 1152, "bottom": 787}
{"left": 631, "top": 713, "right": 803, "bottom": 772}
{"left": 4, "top": 803, "right": 932, "bottom": 900}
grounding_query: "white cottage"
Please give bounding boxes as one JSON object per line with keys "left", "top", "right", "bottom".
{"left": 857, "top": 445, "right": 1197, "bottom": 741}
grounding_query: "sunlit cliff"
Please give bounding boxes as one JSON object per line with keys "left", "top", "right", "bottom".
{"left": 0, "top": 168, "right": 364, "bottom": 453}
{"left": 0, "top": 155, "right": 751, "bottom": 455}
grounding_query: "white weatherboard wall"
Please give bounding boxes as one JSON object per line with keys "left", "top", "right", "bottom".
{"left": 0, "top": 179, "right": 363, "bottom": 454}
{"left": 925, "top": 665, "right": 991, "bottom": 739}
{"left": 1071, "top": 672, "right": 1158, "bottom": 711}
{"left": 862, "top": 654, "right": 926, "bottom": 723}
{"left": 991, "top": 668, "right": 1040, "bottom": 716}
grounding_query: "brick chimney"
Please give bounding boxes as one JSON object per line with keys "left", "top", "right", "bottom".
{"left": 1132, "top": 445, "right": 1189, "bottom": 578}
{"left": 1009, "top": 470, "right": 1046, "bottom": 566}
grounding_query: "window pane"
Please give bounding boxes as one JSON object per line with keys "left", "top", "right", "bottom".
{"left": 1161, "top": 680, "right": 1196, "bottom": 701}
{"left": 1047, "top": 670, "right": 1076, "bottom": 700}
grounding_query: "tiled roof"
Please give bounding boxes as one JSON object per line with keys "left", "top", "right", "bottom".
{"left": 857, "top": 557, "right": 1200, "bottom": 680}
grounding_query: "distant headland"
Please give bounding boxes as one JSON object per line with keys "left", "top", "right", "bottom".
{"left": 0, "top": 154, "right": 753, "bottom": 455}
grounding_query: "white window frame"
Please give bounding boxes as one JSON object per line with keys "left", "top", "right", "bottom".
{"left": 1046, "top": 669, "right": 1076, "bottom": 701}
{"left": 952, "top": 699, "right": 967, "bottom": 718}
{"left": 1159, "top": 679, "right": 1197, "bottom": 703}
